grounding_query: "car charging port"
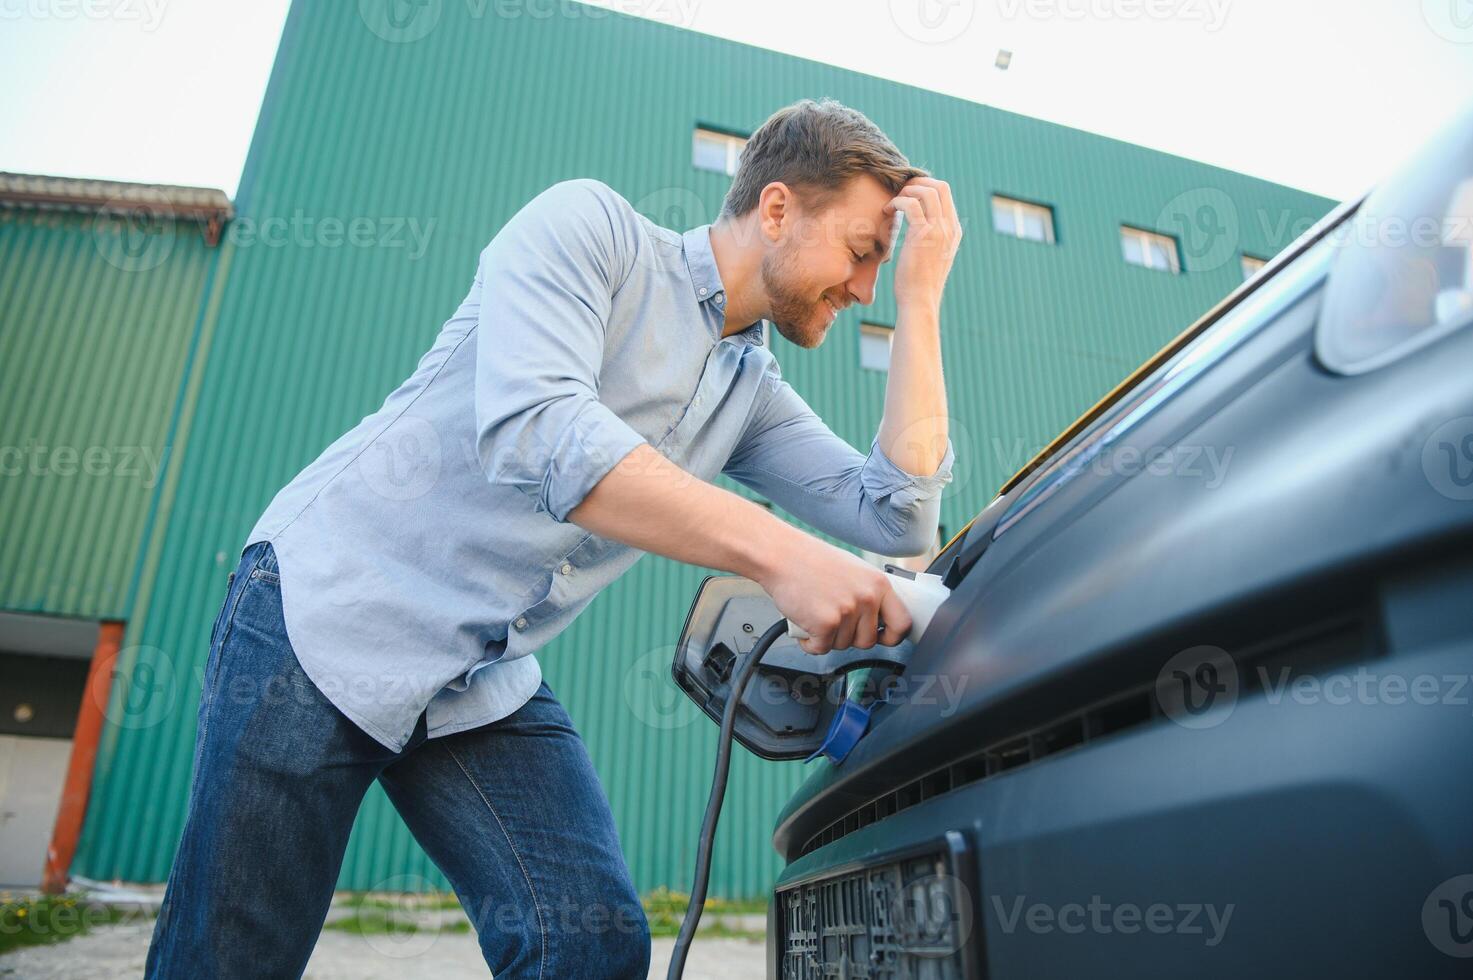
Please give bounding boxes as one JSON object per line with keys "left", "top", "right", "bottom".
{"left": 701, "top": 641, "right": 735, "bottom": 685}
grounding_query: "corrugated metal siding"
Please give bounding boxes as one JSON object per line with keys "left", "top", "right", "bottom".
{"left": 0, "top": 207, "right": 216, "bottom": 620}
{"left": 74, "top": 0, "right": 1335, "bottom": 896}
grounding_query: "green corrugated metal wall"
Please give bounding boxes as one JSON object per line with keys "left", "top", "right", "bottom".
{"left": 65, "top": 1, "right": 1336, "bottom": 897}
{"left": 0, "top": 208, "right": 217, "bottom": 620}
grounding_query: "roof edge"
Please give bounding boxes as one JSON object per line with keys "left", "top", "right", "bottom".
{"left": 0, "top": 171, "right": 234, "bottom": 223}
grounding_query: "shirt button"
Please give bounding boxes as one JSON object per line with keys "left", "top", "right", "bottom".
{"left": 698, "top": 287, "right": 708, "bottom": 296}
{"left": 513, "top": 616, "right": 528, "bottom": 631}
{"left": 559, "top": 562, "right": 573, "bottom": 576}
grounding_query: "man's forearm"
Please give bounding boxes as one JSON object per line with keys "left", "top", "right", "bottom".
{"left": 567, "top": 443, "right": 804, "bottom": 584}
{"left": 877, "top": 303, "right": 948, "bottom": 476}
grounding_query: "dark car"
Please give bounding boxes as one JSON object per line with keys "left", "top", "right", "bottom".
{"left": 679, "top": 107, "right": 1473, "bottom": 978}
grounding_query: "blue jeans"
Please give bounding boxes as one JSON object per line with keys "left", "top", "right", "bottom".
{"left": 145, "top": 541, "right": 651, "bottom": 979}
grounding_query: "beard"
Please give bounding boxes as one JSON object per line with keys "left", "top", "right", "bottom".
{"left": 760, "top": 240, "right": 832, "bottom": 349}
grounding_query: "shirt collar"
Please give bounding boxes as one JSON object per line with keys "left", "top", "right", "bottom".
{"left": 682, "top": 223, "right": 766, "bottom": 347}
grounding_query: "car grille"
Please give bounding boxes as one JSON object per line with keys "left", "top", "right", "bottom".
{"left": 778, "top": 837, "right": 977, "bottom": 979}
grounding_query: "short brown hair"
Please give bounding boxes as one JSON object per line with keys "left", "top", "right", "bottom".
{"left": 718, "top": 98, "right": 927, "bottom": 221}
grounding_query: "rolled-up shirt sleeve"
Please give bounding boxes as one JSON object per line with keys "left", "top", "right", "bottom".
{"left": 722, "top": 363, "right": 956, "bottom": 556}
{"left": 473, "top": 179, "right": 649, "bottom": 522}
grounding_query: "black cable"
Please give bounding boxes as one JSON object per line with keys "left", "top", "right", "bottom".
{"left": 667, "top": 617, "right": 789, "bottom": 980}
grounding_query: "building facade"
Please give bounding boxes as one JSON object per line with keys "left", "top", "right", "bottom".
{"left": 0, "top": 2, "right": 1334, "bottom": 896}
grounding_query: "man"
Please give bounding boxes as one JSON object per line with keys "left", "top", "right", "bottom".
{"left": 146, "top": 97, "right": 961, "bottom": 978}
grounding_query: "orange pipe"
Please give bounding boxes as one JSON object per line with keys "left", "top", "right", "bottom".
{"left": 42, "top": 620, "right": 125, "bottom": 895}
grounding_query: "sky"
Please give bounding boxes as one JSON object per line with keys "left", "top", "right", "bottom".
{"left": 0, "top": 0, "right": 1468, "bottom": 201}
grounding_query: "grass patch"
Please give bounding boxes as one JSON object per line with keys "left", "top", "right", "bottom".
{"left": 642, "top": 888, "right": 767, "bottom": 939}
{"left": 325, "top": 891, "right": 470, "bottom": 939}
{"left": 323, "top": 910, "right": 471, "bottom": 937}
{"left": 321, "top": 887, "right": 766, "bottom": 942}
{"left": 340, "top": 892, "right": 464, "bottom": 912}
{"left": 0, "top": 894, "right": 139, "bottom": 956}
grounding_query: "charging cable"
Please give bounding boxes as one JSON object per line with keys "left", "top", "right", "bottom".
{"left": 666, "top": 570, "right": 950, "bottom": 976}
{"left": 666, "top": 617, "right": 789, "bottom": 980}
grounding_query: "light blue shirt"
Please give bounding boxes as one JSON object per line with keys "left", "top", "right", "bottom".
{"left": 245, "top": 179, "right": 956, "bottom": 751}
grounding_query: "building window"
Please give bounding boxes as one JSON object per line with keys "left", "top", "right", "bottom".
{"left": 859, "top": 322, "right": 894, "bottom": 372}
{"left": 1120, "top": 225, "right": 1180, "bottom": 273}
{"left": 991, "top": 195, "right": 1055, "bottom": 244}
{"left": 1241, "top": 254, "right": 1267, "bottom": 280}
{"left": 692, "top": 128, "right": 747, "bottom": 176}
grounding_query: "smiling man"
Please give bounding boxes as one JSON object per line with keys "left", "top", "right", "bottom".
{"left": 146, "top": 97, "right": 962, "bottom": 979}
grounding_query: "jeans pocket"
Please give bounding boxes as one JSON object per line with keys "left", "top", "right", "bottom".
{"left": 250, "top": 543, "right": 281, "bottom": 586}
{"left": 198, "top": 567, "right": 249, "bottom": 746}
{"left": 207, "top": 571, "right": 237, "bottom": 651}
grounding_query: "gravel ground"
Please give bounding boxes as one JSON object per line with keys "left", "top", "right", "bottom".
{"left": 0, "top": 914, "right": 765, "bottom": 979}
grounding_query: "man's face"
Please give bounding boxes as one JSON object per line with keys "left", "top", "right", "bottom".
{"left": 760, "top": 175, "right": 899, "bottom": 349}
